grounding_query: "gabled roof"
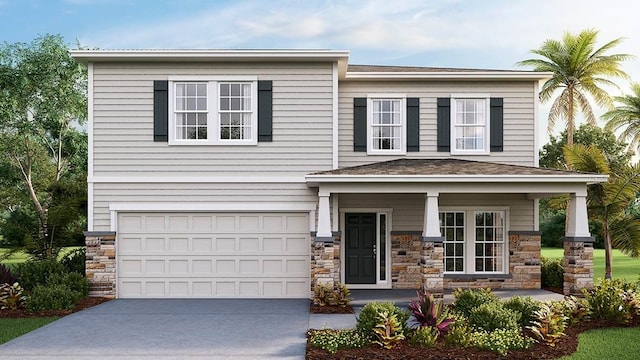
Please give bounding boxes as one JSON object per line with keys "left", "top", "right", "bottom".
{"left": 306, "top": 158, "right": 608, "bottom": 185}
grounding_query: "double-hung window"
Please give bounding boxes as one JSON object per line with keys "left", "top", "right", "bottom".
{"left": 367, "top": 96, "right": 406, "bottom": 154}
{"left": 451, "top": 95, "right": 490, "bottom": 154}
{"left": 440, "top": 209, "right": 507, "bottom": 274}
{"left": 170, "top": 79, "right": 257, "bottom": 145}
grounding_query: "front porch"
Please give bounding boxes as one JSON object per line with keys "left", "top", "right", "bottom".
{"left": 306, "top": 159, "right": 607, "bottom": 297}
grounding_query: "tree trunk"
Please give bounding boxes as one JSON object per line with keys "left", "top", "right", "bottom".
{"left": 603, "top": 219, "right": 613, "bottom": 279}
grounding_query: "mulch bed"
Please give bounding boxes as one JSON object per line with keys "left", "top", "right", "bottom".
{"left": 310, "top": 304, "right": 355, "bottom": 314}
{"left": 307, "top": 315, "right": 640, "bottom": 359}
{"left": 0, "top": 297, "right": 112, "bottom": 318}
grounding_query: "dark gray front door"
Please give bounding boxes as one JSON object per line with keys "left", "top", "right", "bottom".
{"left": 345, "top": 213, "right": 376, "bottom": 284}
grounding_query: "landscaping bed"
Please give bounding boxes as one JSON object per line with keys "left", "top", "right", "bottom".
{"left": 0, "top": 296, "right": 111, "bottom": 318}
{"left": 307, "top": 316, "right": 640, "bottom": 359}
{"left": 310, "top": 303, "right": 354, "bottom": 314}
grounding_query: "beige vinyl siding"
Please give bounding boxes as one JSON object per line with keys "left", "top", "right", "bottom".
{"left": 338, "top": 193, "right": 533, "bottom": 232}
{"left": 92, "top": 182, "right": 316, "bottom": 231}
{"left": 92, "top": 62, "right": 334, "bottom": 177}
{"left": 338, "top": 81, "right": 536, "bottom": 167}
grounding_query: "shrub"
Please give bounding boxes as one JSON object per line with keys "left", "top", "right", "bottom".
{"left": 541, "top": 257, "right": 564, "bottom": 289}
{"left": 372, "top": 311, "right": 405, "bottom": 349}
{"left": 60, "top": 248, "right": 86, "bottom": 275}
{"left": 452, "top": 288, "right": 500, "bottom": 317}
{"left": 307, "top": 329, "right": 367, "bottom": 354}
{"left": 356, "top": 302, "right": 409, "bottom": 341}
{"left": 16, "top": 259, "right": 65, "bottom": 291}
{"left": 468, "top": 302, "right": 520, "bottom": 332}
{"left": 503, "top": 296, "right": 541, "bottom": 327}
{"left": 27, "top": 284, "right": 80, "bottom": 312}
{"left": 0, "top": 282, "right": 27, "bottom": 310}
{"left": 408, "top": 326, "right": 439, "bottom": 348}
{"left": 472, "top": 328, "right": 533, "bottom": 355}
{"left": 554, "top": 296, "right": 591, "bottom": 325}
{"left": 528, "top": 301, "right": 568, "bottom": 346}
{"left": 582, "top": 278, "right": 636, "bottom": 323}
{"left": 444, "top": 321, "right": 474, "bottom": 348}
{"left": 312, "top": 282, "right": 352, "bottom": 307}
{"left": 408, "top": 290, "right": 454, "bottom": 336}
{"left": 0, "top": 263, "right": 19, "bottom": 285}
{"left": 47, "top": 272, "right": 89, "bottom": 298}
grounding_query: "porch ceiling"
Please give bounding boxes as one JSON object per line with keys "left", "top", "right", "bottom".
{"left": 305, "top": 159, "right": 608, "bottom": 188}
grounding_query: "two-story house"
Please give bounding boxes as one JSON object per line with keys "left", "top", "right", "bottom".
{"left": 72, "top": 50, "right": 605, "bottom": 299}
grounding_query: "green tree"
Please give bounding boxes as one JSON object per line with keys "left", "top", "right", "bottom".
{"left": 518, "top": 29, "right": 631, "bottom": 145}
{"left": 564, "top": 144, "right": 640, "bottom": 279}
{"left": 0, "top": 34, "right": 87, "bottom": 259}
{"left": 602, "top": 83, "right": 640, "bottom": 154}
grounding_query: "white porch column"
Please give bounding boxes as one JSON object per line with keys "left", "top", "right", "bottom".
{"left": 566, "top": 192, "right": 591, "bottom": 238}
{"left": 316, "top": 191, "right": 333, "bottom": 240}
{"left": 422, "top": 193, "right": 443, "bottom": 241}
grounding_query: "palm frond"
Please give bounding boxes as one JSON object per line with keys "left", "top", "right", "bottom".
{"left": 610, "top": 215, "right": 640, "bottom": 257}
{"left": 563, "top": 144, "right": 610, "bottom": 174}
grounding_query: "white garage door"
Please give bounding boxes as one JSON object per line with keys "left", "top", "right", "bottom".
{"left": 117, "top": 212, "right": 310, "bottom": 298}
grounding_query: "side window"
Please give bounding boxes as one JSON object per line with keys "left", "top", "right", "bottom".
{"left": 451, "top": 97, "right": 489, "bottom": 154}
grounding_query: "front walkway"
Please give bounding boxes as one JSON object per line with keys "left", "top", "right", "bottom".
{"left": 309, "top": 288, "right": 565, "bottom": 330}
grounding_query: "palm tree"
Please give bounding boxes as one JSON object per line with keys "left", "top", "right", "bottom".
{"left": 563, "top": 144, "right": 640, "bottom": 279}
{"left": 602, "top": 83, "right": 640, "bottom": 154}
{"left": 518, "top": 29, "right": 631, "bottom": 145}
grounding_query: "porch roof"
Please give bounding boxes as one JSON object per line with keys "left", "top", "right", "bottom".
{"left": 305, "top": 158, "right": 608, "bottom": 186}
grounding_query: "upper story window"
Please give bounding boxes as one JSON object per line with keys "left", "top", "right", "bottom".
{"left": 169, "top": 79, "right": 257, "bottom": 145}
{"left": 367, "top": 96, "right": 406, "bottom": 155}
{"left": 451, "top": 95, "right": 490, "bottom": 154}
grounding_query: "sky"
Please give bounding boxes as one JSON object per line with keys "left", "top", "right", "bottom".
{"left": 2, "top": 0, "right": 640, "bottom": 147}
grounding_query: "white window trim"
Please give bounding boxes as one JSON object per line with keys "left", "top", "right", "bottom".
{"left": 168, "top": 79, "right": 258, "bottom": 145}
{"left": 366, "top": 94, "right": 407, "bottom": 155}
{"left": 440, "top": 206, "right": 509, "bottom": 275}
{"left": 450, "top": 94, "right": 490, "bottom": 155}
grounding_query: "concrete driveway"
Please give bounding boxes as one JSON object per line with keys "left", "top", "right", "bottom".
{"left": 0, "top": 299, "right": 310, "bottom": 360}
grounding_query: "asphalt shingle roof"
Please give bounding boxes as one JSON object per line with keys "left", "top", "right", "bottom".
{"left": 310, "top": 158, "right": 593, "bottom": 176}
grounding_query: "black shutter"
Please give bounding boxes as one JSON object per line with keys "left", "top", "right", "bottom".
{"left": 436, "top": 98, "right": 450, "bottom": 152}
{"left": 353, "top": 98, "right": 367, "bottom": 152}
{"left": 490, "top": 98, "right": 504, "bottom": 152}
{"left": 258, "top": 80, "right": 273, "bottom": 142}
{"left": 153, "top": 80, "right": 168, "bottom": 142}
{"left": 406, "top": 98, "right": 420, "bottom": 152}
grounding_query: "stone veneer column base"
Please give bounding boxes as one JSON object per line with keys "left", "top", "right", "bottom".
{"left": 84, "top": 231, "right": 116, "bottom": 298}
{"left": 563, "top": 239, "right": 594, "bottom": 295}
{"left": 310, "top": 233, "right": 341, "bottom": 292}
{"left": 420, "top": 240, "right": 444, "bottom": 298}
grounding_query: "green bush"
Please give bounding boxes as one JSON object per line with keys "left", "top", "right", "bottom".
{"left": 60, "top": 248, "right": 86, "bottom": 275}
{"left": 307, "top": 329, "right": 367, "bottom": 354}
{"left": 47, "top": 272, "right": 89, "bottom": 298}
{"left": 16, "top": 259, "right": 66, "bottom": 291}
{"left": 468, "top": 302, "right": 521, "bottom": 332}
{"left": 528, "top": 301, "right": 568, "bottom": 346}
{"left": 444, "top": 321, "right": 474, "bottom": 348}
{"left": 356, "top": 301, "right": 409, "bottom": 341}
{"left": 541, "top": 257, "right": 564, "bottom": 289}
{"left": 553, "top": 296, "right": 591, "bottom": 326}
{"left": 452, "top": 288, "right": 500, "bottom": 318}
{"left": 582, "top": 279, "right": 637, "bottom": 323}
{"left": 408, "top": 326, "right": 439, "bottom": 348}
{"left": 472, "top": 328, "right": 533, "bottom": 355}
{"left": 540, "top": 213, "right": 565, "bottom": 248}
{"left": 503, "top": 296, "right": 541, "bottom": 327}
{"left": 27, "top": 284, "right": 81, "bottom": 312}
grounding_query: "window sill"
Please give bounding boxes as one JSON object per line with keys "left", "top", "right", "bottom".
{"left": 444, "top": 274, "right": 512, "bottom": 279}
{"left": 168, "top": 140, "right": 258, "bottom": 146}
{"left": 449, "top": 150, "right": 490, "bottom": 156}
{"left": 366, "top": 150, "right": 407, "bottom": 156}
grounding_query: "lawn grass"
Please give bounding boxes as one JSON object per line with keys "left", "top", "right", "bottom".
{"left": 542, "top": 247, "right": 640, "bottom": 282}
{"left": 0, "top": 247, "right": 81, "bottom": 270}
{"left": 0, "top": 317, "right": 59, "bottom": 345}
{"left": 560, "top": 327, "right": 640, "bottom": 359}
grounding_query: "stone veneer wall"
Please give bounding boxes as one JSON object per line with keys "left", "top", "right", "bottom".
{"left": 390, "top": 232, "right": 423, "bottom": 289}
{"left": 421, "top": 240, "right": 444, "bottom": 298}
{"left": 443, "top": 231, "right": 542, "bottom": 290}
{"left": 310, "top": 233, "right": 341, "bottom": 291}
{"left": 563, "top": 240, "right": 594, "bottom": 295}
{"left": 84, "top": 231, "right": 117, "bottom": 298}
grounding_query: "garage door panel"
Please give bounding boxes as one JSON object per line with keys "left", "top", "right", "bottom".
{"left": 117, "top": 212, "right": 310, "bottom": 298}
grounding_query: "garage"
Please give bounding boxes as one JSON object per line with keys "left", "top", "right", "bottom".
{"left": 116, "top": 212, "right": 310, "bottom": 298}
